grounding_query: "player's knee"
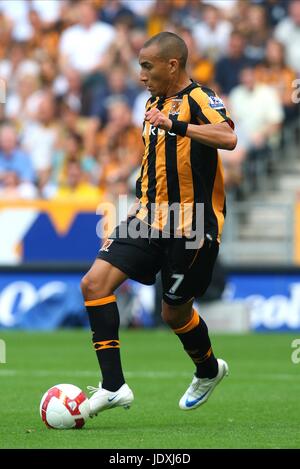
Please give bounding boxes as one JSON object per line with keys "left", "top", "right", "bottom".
{"left": 161, "top": 309, "right": 174, "bottom": 328}
{"left": 161, "top": 304, "right": 181, "bottom": 329}
{"left": 161, "top": 301, "right": 193, "bottom": 329}
{"left": 80, "top": 273, "right": 111, "bottom": 300}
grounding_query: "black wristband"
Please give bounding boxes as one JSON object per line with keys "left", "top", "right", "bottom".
{"left": 170, "top": 120, "right": 188, "bottom": 137}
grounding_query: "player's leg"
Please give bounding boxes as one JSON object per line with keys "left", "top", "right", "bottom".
{"left": 81, "top": 259, "right": 134, "bottom": 415}
{"left": 81, "top": 258, "right": 128, "bottom": 393}
{"left": 161, "top": 299, "right": 219, "bottom": 381}
{"left": 161, "top": 236, "right": 228, "bottom": 410}
{"left": 81, "top": 218, "right": 163, "bottom": 415}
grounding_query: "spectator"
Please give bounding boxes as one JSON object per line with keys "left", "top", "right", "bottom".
{"left": 53, "top": 160, "right": 103, "bottom": 200}
{"left": 39, "top": 56, "right": 58, "bottom": 89}
{"left": 89, "top": 65, "right": 140, "bottom": 124}
{"left": 31, "top": 0, "right": 65, "bottom": 27}
{"left": 0, "top": 41, "right": 40, "bottom": 95}
{"left": 27, "top": 8, "right": 62, "bottom": 60}
{"left": 147, "top": 0, "right": 173, "bottom": 37}
{"left": 255, "top": 38, "right": 298, "bottom": 121}
{"left": 274, "top": 0, "right": 300, "bottom": 74}
{"left": 100, "top": 0, "right": 136, "bottom": 26}
{"left": 192, "top": 4, "right": 232, "bottom": 61}
{"left": 100, "top": 25, "right": 147, "bottom": 84}
{"left": 97, "top": 97, "right": 143, "bottom": 196}
{"left": 56, "top": 100, "right": 99, "bottom": 161}
{"left": 55, "top": 67, "right": 83, "bottom": 115}
{"left": 214, "top": 31, "right": 256, "bottom": 96}
{"left": 244, "top": 4, "right": 270, "bottom": 62}
{"left": 0, "top": 0, "right": 33, "bottom": 42}
{"left": 0, "top": 170, "right": 37, "bottom": 199}
{"left": 229, "top": 66, "right": 284, "bottom": 151}
{"left": 59, "top": 1, "right": 115, "bottom": 76}
{"left": 179, "top": 27, "right": 215, "bottom": 86}
{"left": 202, "top": 0, "right": 237, "bottom": 13}
{"left": 0, "top": 0, "right": 297, "bottom": 205}
{"left": 4, "top": 73, "right": 42, "bottom": 123}
{"left": 0, "top": 125, "right": 35, "bottom": 185}
{"left": 52, "top": 131, "right": 97, "bottom": 187}
{"left": 263, "top": 0, "right": 289, "bottom": 27}
{"left": 21, "top": 92, "right": 60, "bottom": 179}
{"left": 229, "top": 66, "right": 284, "bottom": 190}
{"left": 121, "top": 0, "right": 155, "bottom": 18}
{"left": 126, "top": 27, "right": 149, "bottom": 80}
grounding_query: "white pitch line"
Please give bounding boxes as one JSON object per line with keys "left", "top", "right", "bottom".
{"left": 0, "top": 370, "right": 191, "bottom": 378}
{"left": 0, "top": 370, "right": 299, "bottom": 381}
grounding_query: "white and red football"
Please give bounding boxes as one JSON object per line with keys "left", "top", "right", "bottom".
{"left": 40, "top": 384, "right": 90, "bottom": 429}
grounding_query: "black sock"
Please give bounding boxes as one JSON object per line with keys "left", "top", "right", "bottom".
{"left": 85, "top": 295, "right": 125, "bottom": 391}
{"left": 174, "top": 309, "right": 218, "bottom": 379}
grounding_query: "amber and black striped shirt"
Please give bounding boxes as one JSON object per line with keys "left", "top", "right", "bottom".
{"left": 135, "top": 81, "right": 234, "bottom": 241}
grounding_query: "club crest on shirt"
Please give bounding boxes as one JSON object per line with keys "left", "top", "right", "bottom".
{"left": 169, "top": 98, "right": 182, "bottom": 116}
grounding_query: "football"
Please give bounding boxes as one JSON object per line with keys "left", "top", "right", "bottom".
{"left": 40, "top": 384, "right": 90, "bottom": 429}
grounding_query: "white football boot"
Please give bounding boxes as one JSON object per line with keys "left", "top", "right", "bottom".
{"left": 87, "top": 382, "right": 134, "bottom": 417}
{"left": 179, "top": 359, "right": 229, "bottom": 410}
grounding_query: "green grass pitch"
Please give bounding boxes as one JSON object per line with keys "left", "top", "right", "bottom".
{"left": 0, "top": 329, "right": 299, "bottom": 449}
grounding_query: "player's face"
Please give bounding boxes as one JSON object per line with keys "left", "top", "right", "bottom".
{"left": 139, "top": 44, "right": 175, "bottom": 97}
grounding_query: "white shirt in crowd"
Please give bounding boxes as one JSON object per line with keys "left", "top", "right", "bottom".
{"left": 274, "top": 17, "right": 300, "bottom": 74}
{"left": 22, "top": 122, "right": 58, "bottom": 172}
{"left": 202, "top": 0, "right": 237, "bottom": 10}
{"left": 229, "top": 84, "right": 284, "bottom": 146}
{"left": 0, "top": 0, "right": 32, "bottom": 41}
{"left": 120, "top": 0, "right": 155, "bottom": 16}
{"left": 0, "top": 0, "right": 63, "bottom": 41}
{"left": 192, "top": 20, "right": 232, "bottom": 59}
{"left": 59, "top": 21, "right": 115, "bottom": 74}
{"left": 31, "top": 0, "right": 64, "bottom": 23}
{"left": 5, "top": 91, "right": 44, "bottom": 122}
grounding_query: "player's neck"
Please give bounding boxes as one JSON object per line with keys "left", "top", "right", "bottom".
{"left": 164, "top": 73, "right": 192, "bottom": 98}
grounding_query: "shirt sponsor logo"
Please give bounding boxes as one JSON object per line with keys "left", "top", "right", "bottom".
{"left": 142, "top": 124, "right": 176, "bottom": 137}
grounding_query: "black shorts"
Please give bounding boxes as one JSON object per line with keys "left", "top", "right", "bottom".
{"left": 97, "top": 217, "right": 219, "bottom": 305}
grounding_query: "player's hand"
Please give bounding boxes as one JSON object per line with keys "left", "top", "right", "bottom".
{"left": 145, "top": 108, "right": 172, "bottom": 132}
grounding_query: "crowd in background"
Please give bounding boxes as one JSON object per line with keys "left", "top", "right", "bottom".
{"left": 0, "top": 0, "right": 299, "bottom": 202}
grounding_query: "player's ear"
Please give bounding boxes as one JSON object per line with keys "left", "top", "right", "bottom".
{"left": 168, "top": 59, "right": 178, "bottom": 74}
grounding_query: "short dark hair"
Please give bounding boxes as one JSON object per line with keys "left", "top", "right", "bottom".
{"left": 143, "top": 32, "right": 188, "bottom": 69}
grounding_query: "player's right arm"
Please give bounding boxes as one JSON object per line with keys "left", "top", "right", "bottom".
{"left": 185, "top": 121, "right": 237, "bottom": 150}
{"left": 145, "top": 87, "right": 237, "bottom": 151}
{"left": 186, "top": 87, "right": 237, "bottom": 150}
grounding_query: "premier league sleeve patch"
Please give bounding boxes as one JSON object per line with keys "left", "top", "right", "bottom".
{"left": 208, "top": 95, "right": 225, "bottom": 110}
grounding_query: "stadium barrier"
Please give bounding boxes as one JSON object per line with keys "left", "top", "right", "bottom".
{"left": 0, "top": 264, "right": 300, "bottom": 332}
{"left": 0, "top": 199, "right": 101, "bottom": 265}
{"left": 1, "top": 201, "right": 300, "bottom": 331}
